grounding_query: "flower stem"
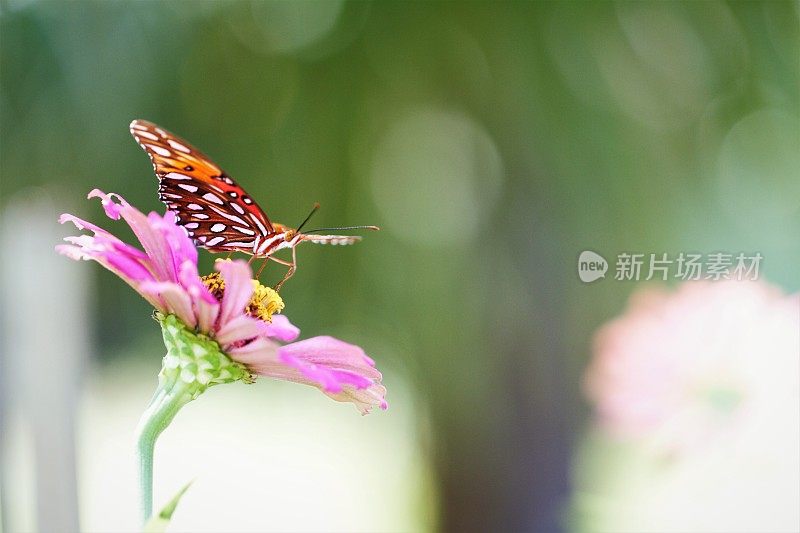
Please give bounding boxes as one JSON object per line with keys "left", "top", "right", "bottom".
{"left": 135, "top": 375, "right": 193, "bottom": 524}
{"left": 135, "top": 314, "right": 250, "bottom": 524}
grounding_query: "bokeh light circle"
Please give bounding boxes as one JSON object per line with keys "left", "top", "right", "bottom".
{"left": 369, "top": 107, "right": 504, "bottom": 248}
{"left": 717, "top": 108, "right": 800, "bottom": 218}
{"left": 250, "top": 0, "right": 345, "bottom": 54}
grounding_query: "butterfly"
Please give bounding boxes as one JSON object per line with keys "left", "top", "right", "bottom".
{"left": 129, "top": 119, "right": 377, "bottom": 289}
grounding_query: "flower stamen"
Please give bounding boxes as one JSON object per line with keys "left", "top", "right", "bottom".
{"left": 201, "top": 271, "right": 284, "bottom": 322}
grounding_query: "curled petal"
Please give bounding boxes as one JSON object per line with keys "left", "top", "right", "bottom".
{"left": 88, "top": 188, "right": 127, "bottom": 219}
{"left": 88, "top": 189, "right": 180, "bottom": 282}
{"left": 328, "top": 382, "right": 389, "bottom": 415}
{"left": 60, "top": 190, "right": 214, "bottom": 330}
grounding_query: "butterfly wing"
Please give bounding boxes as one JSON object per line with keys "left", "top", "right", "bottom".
{"left": 129, "top": 119, "right": 274, "bottom": 253}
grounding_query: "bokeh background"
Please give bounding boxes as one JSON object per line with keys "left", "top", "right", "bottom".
{"left": 1, "top": 1, "right": 799, "bottom": 532}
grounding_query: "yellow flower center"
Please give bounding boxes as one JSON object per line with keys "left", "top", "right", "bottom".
{"left": 248, "top": 280, "right": 284, "bottom": 321}
{"left": 201, "top": 272, "right": 284, "bottom": 322}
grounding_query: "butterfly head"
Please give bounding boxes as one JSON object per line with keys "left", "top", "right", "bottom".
{"left": 263, "top": 225, "right": 304, "bottom": 253}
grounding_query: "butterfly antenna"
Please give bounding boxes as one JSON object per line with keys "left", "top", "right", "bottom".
{"left": 303, "top": 225, "right": 380, "bottom": 234}
{"left": 295, "top": 202, "right": 321, "bottom": 233}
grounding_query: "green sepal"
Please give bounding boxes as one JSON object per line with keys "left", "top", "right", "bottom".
{"left": 157, "top": 312, "right": 251, "bottom": 392}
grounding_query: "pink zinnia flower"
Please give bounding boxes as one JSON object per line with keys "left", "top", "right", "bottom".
{"left": 584, "top": 280, "right": 799, "bottom": 447}
{"left": 58, "top": 189, "right": 387, "bottom": 413}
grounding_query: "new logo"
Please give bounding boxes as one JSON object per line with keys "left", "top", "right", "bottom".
{"left": 578, "top": 250, "right": 608, "bottom": 283}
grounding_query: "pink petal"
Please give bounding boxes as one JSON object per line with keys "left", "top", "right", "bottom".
{"left": 279, "top": 336, "right": 382, "bottom": 381}
{"left": 178, "top": 261, "right": 218, "bottom": 333}
{"left": 88, "top": 189, "right": 179, "bottom": 282}
{"left": 56, "top": 243, "right": 164, "bottom": 311}
{"left": 227, "top": 336, "right": 281, "bottom": 366}
{"left": 328, "top": 383, "right": 389, "bottom": 415}
{"left": 216, "top": 260, "right": 254, "bottom": 328}
{"left": 148, "top": 211, "right": 198, "bottom": 279}
{"left": 216, "top": 314, "right": 261, "bottom": 346}
{"left": 87, "top": 189, "right": 125, "bottom": 219}
{"left": 59, "top": 213, "right": 110, "bottom": 235}
{"left": 60, "top": 234, "right": 154, "bottom": 283}
{"left": 278, "top": 352, "right": 372, "bottom": 392}
{"left": 259, "top": 314, "right": 300, "bottom": 342}
{"left": 178, "top": 260, "right": 216, "bottom": 306}
{"left": 140, "top": 281, "right": 197, "bottom": 328}
{"left": 245, "top": 335, "right": 387, "bottom": 413}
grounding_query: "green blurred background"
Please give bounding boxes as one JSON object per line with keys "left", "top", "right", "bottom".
{"left": 1, "top": 1, "right": 798, "bottom": 532}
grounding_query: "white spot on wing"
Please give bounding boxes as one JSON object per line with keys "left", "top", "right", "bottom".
{"left": 208, "top": 205, "right": 247, "bottom": 225}
{"left": 184, "top": 223, "right": 199, "bottom": 229}
{"left": 203, "top": 193, "right": 224, "bottom": 205}
{"left": 231, "top": 203, "right": 245, "bottom": 215}
{"left": 167, "top": 139, "right": 191, "bottom": 153}
{"left": 165, "top": 172, "right": 191, "bottom": 180}
{"left": 138, "top": 131, "right": 158, "bottom": 141}
{"left": 187, "top": 203, "right": 203, "bottom": 210}
{"left": 147, "top": 144, "right": 171, "bottom": 157}
{"left": 192, "top": 213, "right": 209, "bottom": 220}
{"left": 210, "top": 223, "right": 226, "bottom": 233}
{"left": 233, "top": 226, "right": 255, "bottom": 236}
{"left": 207, "top": 236, "right": 225, "bottom": 246}
{"left": 249, "top": 213, "right": 269, "bottom": 236}
{"left": 178, "top": 183, "right": 198, "bottom": 193}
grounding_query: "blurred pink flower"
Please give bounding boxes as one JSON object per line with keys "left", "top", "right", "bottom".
{"left": 584, "top": 280, "right": 799, "bottom": 444}
{"left": 58, "top": 189, "right": 387, "bottom": 414}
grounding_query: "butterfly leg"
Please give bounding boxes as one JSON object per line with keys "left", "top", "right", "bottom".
{"left": 256, "top": 258, "right": 270, "bottom": 278}
{"left": 272, "top": 247, "right": 298, "bottom": 292}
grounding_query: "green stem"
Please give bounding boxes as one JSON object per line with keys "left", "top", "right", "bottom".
{"left": 135, "top": 314, "right": 250, "bottom": 524}
{"left": 135, "top": 375, "right": 193, "bottom": 524}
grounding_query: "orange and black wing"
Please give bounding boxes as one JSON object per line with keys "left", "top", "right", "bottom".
{"left": 130, "top": 119, "right": 274, "bottom": 253}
